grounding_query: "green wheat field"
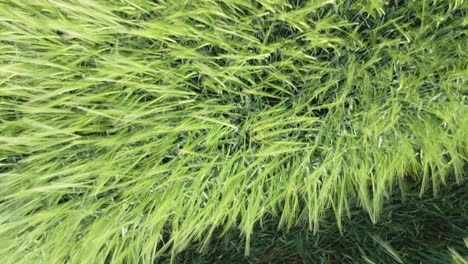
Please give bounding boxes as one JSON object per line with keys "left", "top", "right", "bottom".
{"left": 0, "top": 0, "right": 467, "bottom": 263}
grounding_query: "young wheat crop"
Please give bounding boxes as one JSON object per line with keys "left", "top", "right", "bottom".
{"left": 0, "top": 0, "right": 466, "bottom": 263}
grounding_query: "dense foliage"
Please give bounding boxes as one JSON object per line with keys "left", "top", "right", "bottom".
{"left": 0, "top": 0, "right": 466, "bottom": 263}
{"left": 168, "top": 181, "right": 468, "bottom": 263}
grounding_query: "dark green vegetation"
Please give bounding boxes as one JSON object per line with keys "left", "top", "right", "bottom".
{"left": 167, "top": 181, "right": 468, "bottom": 263}
{"left": 0, "top": 0, "right": 467, "bottom": 263}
